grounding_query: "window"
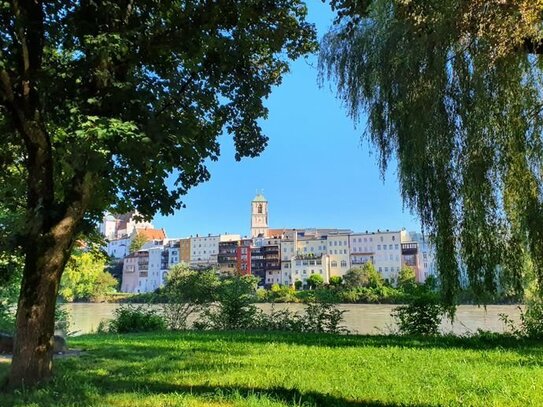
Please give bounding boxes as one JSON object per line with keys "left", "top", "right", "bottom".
{"left": 257, "top": 204, "right": 263, "bottom": 214}
{"left": 395, "top": 244, "right": 399, "bottom": 250}
{"left": 389, "top": 244, "right": 393, "bottom": 250}
{"left": 385, "top": 267, "right": 389, "bottom": 272}
{"left": 334, "top": 250, "right": 338, "bottom": 254}
{"left": 344, "top": 249, "right": 347, "bottom": 254}
{"left": 392, "top": 236, "right": 395, "bottom": 241}
{"left": 377, "top": 244, "right": 381, "bottom": 250}
{"left": 364, "top": 238, "right": 367, "bottom": 242}
{"left": 380, "top": 237, "right": 384, "bottom": 242}
{"left": 338, "top": 241, "right": 342, "bottom": 246}
{"left": 340, "top": 260, "right": 347, "bottom": 267}
{"left": 331, "top": 261, "right": 337, "bottom": 267}
{"left": 379, "top": 267, "right": 382, "bottom": 272}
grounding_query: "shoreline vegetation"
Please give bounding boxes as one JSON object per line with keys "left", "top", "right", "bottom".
{"left": 2, "top": 331, "right": 543, "bottom": 406}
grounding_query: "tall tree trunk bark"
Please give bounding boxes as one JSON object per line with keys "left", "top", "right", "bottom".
{"left": 8, "top": 216, "right": 80, "bottom": 388}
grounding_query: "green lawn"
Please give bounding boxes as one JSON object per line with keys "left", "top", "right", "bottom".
{"left": 1, "top": 331, "right": 542, "bottom": 406}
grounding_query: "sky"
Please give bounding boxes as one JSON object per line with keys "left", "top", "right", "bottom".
{"left": 153, "top": 2, "right": 421, "bottom": 238}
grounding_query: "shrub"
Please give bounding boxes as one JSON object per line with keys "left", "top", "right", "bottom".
{"left": 329, "top": 276, "right": 343, "bottom": 287}
{"left": 392, "top": 291, "right": 445, "bottom": 336}
{"left": 195, "top": 275, "right": 259, "bottom": 330}
{"left": 161, "top": 265, "right": 218, "bottom": 330}
{"left": 301, "top": 302, "right": 348, "bottom": 334}
{"left": 500, "top": 300, "right": 543, "bottom": 339}
{"left": 307, "top": 274, "right": 324, "bottom": 289}
{"left": 106, "top": 305, "right": 166, "bottom": 333}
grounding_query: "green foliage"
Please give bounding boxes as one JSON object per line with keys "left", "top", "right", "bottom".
{"left": 294, "top": 280, "right": 303, "bottom": 290}
{"left": 60, "top": 250, "right": 117, "bottom": 302}
{"left": 254, "top": 303, "right": 348, "bottom": 334}
{"left": 106, "top": 305, "right": 166, "bottom": 334}
{"left": 129, "top": 234, "right": 148, "bottom": 254}
{"left": 328, "top": 276, "right": 343, "bottom": 287}
{"left": 501, "top": 301, "right": 543, "bottom": 339}
{"left": 0, "top": 255, "right": 22, "bottom": 334}
{"left": 267, "top": 285, "right": 299, "bottom": 303}
{"left": 300, "top": 303, "right": 348, "bottom": 334}
{"left": 3, "top": 331, "right": 543, "bottom": 407}
{"left": 195, "top": 275, "right": 259, "bottom": 330}
{"left": 320, "top": 0, "right": 543, "bottom": 305}
{"left": 161, "top": 264, "right": 219, "bottom": 330}
{"left": 392, "top": 287, "right": 446, "bottom": 336}
{"left": 343, "top": 263, "right": 383, "bottom": 289}
{"left": 398, "top": 266, "right": 416, "bottom": 291}
{"left": 306, "top": 274, "right": 324, "bottom": 289}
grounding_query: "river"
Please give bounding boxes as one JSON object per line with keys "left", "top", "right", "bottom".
{"left": 61, "top": 303, "right": 522, "bottom": 336}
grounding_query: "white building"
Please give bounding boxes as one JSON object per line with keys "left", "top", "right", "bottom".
{"left": 251, "top": 193, "right": 269, "bottom": 238}
{"left": 409, "top": 232, "right": 436, "bottom": 282}
{"left": 190, "top": 233, "right": 240, "bottom": 268}
{"left": 326, "top": 233, "right": 351, "bottom": 278}
{"left": 100, "top": 212, "right": 153, "bottom": 240}
{"left": 348, "top": 230, "right": 411, "bottom": 284}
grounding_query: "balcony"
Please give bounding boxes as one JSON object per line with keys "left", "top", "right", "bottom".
{"left": 401, "top": 243, "right": 418, "bottom": 255}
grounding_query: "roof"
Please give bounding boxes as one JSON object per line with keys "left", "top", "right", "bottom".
{"left": 135, "top": 227, "right": 167, "bottom": 241}
{"left": 253, "top": 193, "right": 267, "bottom": 202}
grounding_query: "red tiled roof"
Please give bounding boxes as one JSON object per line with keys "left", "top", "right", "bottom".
{"left": 136, "top": 227, "right": 167, "bottom": 241}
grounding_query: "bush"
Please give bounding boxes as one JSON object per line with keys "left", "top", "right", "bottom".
{"left": 161, "top": 266, "right": 218, "bottom": 330}
{"left": 501, "top": 301, "right": 543, "bottom": 339}
{"left": 106, "top": 305, "right": 166, "bottom": 333}
{"left": 195, "top": 275, "right": 259, "bottom": 330}
{"left": 392, "top": 291, "right": 445, "bottom": 336}
{"left": 301, "top": 302, "right": 348, "bottom": 334}
{"left": 255, "top": 303, "right": 349, "bottom": 334}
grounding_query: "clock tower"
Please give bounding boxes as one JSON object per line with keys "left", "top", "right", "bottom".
{"left": 251, "top": 192, "right": 269, "bottom": 238}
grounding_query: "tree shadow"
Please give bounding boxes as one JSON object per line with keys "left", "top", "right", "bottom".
{"left": 139, "top": 330, "right": 543, "bottom": 356}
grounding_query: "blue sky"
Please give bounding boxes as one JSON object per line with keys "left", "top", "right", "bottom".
{"left": 153, "top": 2, "right": 421, "bottom": 238}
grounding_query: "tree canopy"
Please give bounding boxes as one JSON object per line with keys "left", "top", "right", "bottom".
{"left": 0, "top": 0, "right": 316, "bottom": 387}
{"left": 320, "top": 0, "right": 543, "bottom": 305}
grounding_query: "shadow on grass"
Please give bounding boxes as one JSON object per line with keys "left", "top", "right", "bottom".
{"left": 130, "top": 330, "right": 543, "bottom": 355}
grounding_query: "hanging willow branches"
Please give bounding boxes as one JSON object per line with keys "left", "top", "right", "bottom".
{"left": 320, "top": 0, "right": 543, "bottom": 305}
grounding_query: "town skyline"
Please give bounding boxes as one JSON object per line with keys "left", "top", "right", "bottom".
{"left": 150, "top": 2, "right": 421, "bottom": 238}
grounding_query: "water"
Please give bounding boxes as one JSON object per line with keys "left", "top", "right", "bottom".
{"left": 63, "top": 303, "right": 522, "bottom": 336}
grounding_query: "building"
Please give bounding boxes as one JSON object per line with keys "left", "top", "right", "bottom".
{"left": 251, "top": 193, "right": 269, "bottom": 238}
{"left": 348, "top": 230, "right": 410, "bottom": 285}
{"left": 105, "top": 226, "right": 166, "bottom": 259}
{"left": 100, "top": 212, "right": 153, "bottom": 240}
{"left": 409, "top": 232, "right": 436, "bottom": 282}
{"left": 121, "top": 250, "right": 149, "bottom": 293}
{"left": 236, "top": 238, "right": 253, "bottom": 275}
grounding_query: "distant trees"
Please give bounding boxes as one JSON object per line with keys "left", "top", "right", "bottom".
{"left": 343, "top": 263, "right": 383, "bottom": 289}
{"left": 59, "top": 250, "right": 117, "bottom": 302}
{"left": 129, "top": 234, "right": 149, "bottom": 254}
{"left": 161, "top": 264, "right": 219, "bottom": 330}
{"left": 329, "top": 276, "right": 343, "bottom": 287}
{"left": 307, "top": 274, "right": 325, "bottom": 289}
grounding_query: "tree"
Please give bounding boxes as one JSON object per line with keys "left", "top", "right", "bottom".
{"left": 320, "top": 0, "right": 543, "bottom": 306}
{"left": 294, "top": 280, "right": 303, "bottom": 290}
{"left": 343, "top": 263, "right": 383, "bottom": 289}
{"left": 59, "top": 250, "right": 117, "bottom": 302}
{"left": 161, "top": 264, "right": 219, "bottom": 330}
{"left": 129, "top": 233, "right": 148, "bottom": 254}
{"left": 307, "top": 274, "right": 324, "bottom": 290}
{"left": 0, "top": 1, "right": 316, "bottom": 387}
{"left": 398, "top": 266, "right": 416, "bottom": 292}
{"left": 329, "top": 275, "right": 343, "bottom": 287}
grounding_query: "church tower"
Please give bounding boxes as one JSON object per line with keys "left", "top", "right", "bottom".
{"left": 251, "top": 192, "right": 269, "bottom": 238}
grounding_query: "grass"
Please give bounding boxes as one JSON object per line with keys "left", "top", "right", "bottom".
{"left": 1, "top": 331, "right": 542, "bottom": 406}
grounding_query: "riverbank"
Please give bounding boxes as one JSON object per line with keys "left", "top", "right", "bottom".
{"left": 1, "top": 331, "right": 542, "bottom": 406}
{"left": 61, "top": 302, "right": 522, "bottom": 336}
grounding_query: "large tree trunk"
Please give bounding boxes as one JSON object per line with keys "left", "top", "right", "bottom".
{"left": 8, "top": 216, "right": 80, "bottom": 388}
